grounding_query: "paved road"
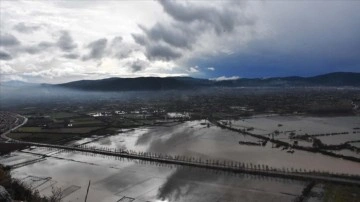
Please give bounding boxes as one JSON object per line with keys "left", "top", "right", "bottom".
{"left": 0, "top": 115, "right": 28, "bottom": 141}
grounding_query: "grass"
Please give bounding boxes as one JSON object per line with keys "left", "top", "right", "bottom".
{"left": 0, "top": 165, "right": 8, "bottom": 181}
{"left": 8, "top": 112, "right": 108, "bottom": 143}
{"left": 8, "top": 132, "right": 81, "bottom": 143}
{"left": 106, "top": 127, "right": 122, "bottom": 132}
{"left": 71, "top": 117, "right": 105, "bottom": 127}
{"left": 15, "top": 127, "right": 101, "bottom": 134}
{"left": 50, "top": 112, "right": 78, "bottom": 119}
{"left": 42, "top": 127, "right": 102, "bottom": 133}
{"left": 108, "top": 116, "right": 159, "bottom": 128}
{"left": 112, "top": 120, "right": 143, "bottom": 128}
{"left": 16, "top": 127, "right": 42, "bottom": 133}
{"left": 9, "top": 125, "right": 103, "bottom": 143}
{"left": 72, "top": 121, "right": 104, "bottom": 127}
{"left": 72, "top": 117, "right": 97, "bottom": 122}
{"left": 323, "top": 183, "right": 360, "bottom": 202}
{"left": 8, "top": 111, "right": 153, "bottom": 144}
{"left": 50, "top": 115, "right": 106, "bottom": 127}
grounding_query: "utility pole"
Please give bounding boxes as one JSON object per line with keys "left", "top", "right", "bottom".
{"left": 84, "top": 180, "right": 91, "bottom": 202}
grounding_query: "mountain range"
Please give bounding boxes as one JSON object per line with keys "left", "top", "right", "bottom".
{"left": 53, "top": 72, "right": 360, "bottom": 91}
{"left": 2, "top": 72, "right": 360, "bottom": 92}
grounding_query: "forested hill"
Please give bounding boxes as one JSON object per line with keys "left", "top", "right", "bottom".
{"left": 54, "top": 72, "right": 360, "bottom": 91}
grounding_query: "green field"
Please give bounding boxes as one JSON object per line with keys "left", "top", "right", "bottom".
{"left": 16, "top": 126, "right": 101, "bottom": 134}
{"left": 323, "top": 183, "right": 360, "bottom": 202}
{"left": 71, "top": 117, "right": 104, "bottom": 127}
{"left": 16, "top": 127, "right": 42, "bottom": 133}
{"left": 42, "top": 127, "right": 101, "bottom": 133}
{"left": 9, "top": 112, "right": 112, "bottom": 143}
{"left": 8, "top": 133, "right": 80, "bottom": 143}
{"left": 50, "top": 112, "right": 79, "bottom": 119}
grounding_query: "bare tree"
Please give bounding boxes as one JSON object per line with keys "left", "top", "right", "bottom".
{"left": 48, "top": 186, "right": 63, "bottom": 202}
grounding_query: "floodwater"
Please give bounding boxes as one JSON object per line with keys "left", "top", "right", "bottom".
{"left": 231, "top": 115, "right": 360, "bottom": 137}
{"left": 1, "top": 115, "right": 360, "bottom": 201}
{"left": 0, "top": 149, "right": 306, "bottom": 202}
{"left": 74, "top": 119, "right": 360, "bottom": 175}
{"left": 229, "top": 115, "right": 360, "bottom": 162}
{"left": 317, "top": 133, "right": 360, "bottom": 145}
{"left": 350, "top": 142, "right": 360, "bottom": 147}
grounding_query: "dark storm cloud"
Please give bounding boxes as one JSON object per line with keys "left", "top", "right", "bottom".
{"left": 110, "top": 36, "right": 123, "bottom": 45}
{"left": 146, "top": 44, "right": 182, "bottom": 61}
{"left": 109, "top": 36, "right": 133, "bottom": 59}
{"left": 133, "top": 1, "right": 255, "bottom": 62}
{"left": 129, "top": 59, "right": 148, "bottom": 72}
{"left": 133, "top": 27, "right": 183, "bottom": 61}
{"left": 13, "top": 22, "right": 41, "bottom": 33}
{"left": 23, "top": 41, "right": 54, "bottom": 54}
{"left": 38, "top": 41, "right": 53, "bottom": 49}
{"left": 63, "top": 53, "right": 79, "bottom": 59}
{"left": 191, "top": 1, "right": 360, "bottom": 77}
{"left": 56, "top": 31, "right": 77, "bottom": 52}
{"left": 82, "top": 38, "right": 107, "bottom": 60}
{"left": 0, "top": 34, "right": 20, "bottom": 47}
{"left": 110, "top": 36, "right": 124, "bottom": 58}
{"left": 139, "top": 23, "right": 194, "bottom": 49}
{"left": 23, "top": 46, "right": 40, "bottom": 54}
{"left": 133, "top": 31, "right": 185, "bottom": 61}
{"left": 0, "top": 51, "right": 12, "bottom": 60}
{"left": 158, "top": 0, "right": 254, "bottom": 34}
{"left": 192, "top": 35, "right": 360, "bottom": 78}
{"left": 132, "top": 33, "right": 147, "bottom": 46}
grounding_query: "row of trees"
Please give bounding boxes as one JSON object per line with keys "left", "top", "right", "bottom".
{"left": 47, "top": 144, "right": 359, "bottom": 178}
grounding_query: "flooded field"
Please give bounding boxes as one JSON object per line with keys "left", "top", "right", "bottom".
{"left": 0, "top": 149, "right": 306, "bottom": 202}
{"left": 230, "top": 115, "right": 360, "bottom": 137}
{"left": 71, "top": 119, "right": 360, "bottom": 175}
{"left": 229, "top": 115, "right": 360, "bottom": 159}
{"left": 1, "top": 115, "right": 360, "bottom": 201}
{"left": 317, "top": 133, "right": 360, "bottom": 145}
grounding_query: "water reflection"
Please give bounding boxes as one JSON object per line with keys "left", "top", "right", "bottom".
{"left": 1, "top": 150, "right": 306, "bottom": 202}
{"left": 3, "top": 116, "right": 360, "bottom": 201}
{"left": 75, "top": 120, "right": 360, "bottom": 175}
{"left": 157, "top": 167, "right": 305, "bottom": 202}
{"left": 136, "top": 124, "right": 200, "bottom": 153}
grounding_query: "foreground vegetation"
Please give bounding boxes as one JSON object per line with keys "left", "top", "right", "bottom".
{"left": 323, "top": 183, "right": 360, "bottom": 202}
{"left": 0, "top": 165, "right": 63, "bottom": 202}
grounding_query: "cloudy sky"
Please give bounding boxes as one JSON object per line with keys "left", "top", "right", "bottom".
{"left": 1, "top": 0, "right": 359, "bottom": 83}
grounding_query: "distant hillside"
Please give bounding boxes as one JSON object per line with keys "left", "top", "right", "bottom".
{"left": 0, "top": 80, "right": 39, "bottom": 87}
{"left": 57, "top": 77, "right": 211, "bottom": 91}
{"left": 56, "top": 72, "right": 360, "bottom": 91}
{"left": 308, "top": 72, "right": 360, "bottom": 86}
{"left": 215, "top": 72, "right": 360, "bottom": 87}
